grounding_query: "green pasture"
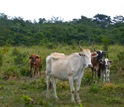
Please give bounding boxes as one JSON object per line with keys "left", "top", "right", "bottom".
{"left": 0, "top": 44, "right": 124, "bottom": 107}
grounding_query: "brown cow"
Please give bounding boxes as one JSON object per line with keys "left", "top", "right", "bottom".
{"left": 91, "top": 50, "right": 106, "bottom": 80}
{"left": 91, "top": 51, "right": 99, "bottom": 79}
{"left": 29, "top": 54, "right": 42, "bottom": 77}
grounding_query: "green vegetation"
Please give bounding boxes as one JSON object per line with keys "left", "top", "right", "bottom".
{"left": 0, "top": 45, "right": 124, "bottom": 107}
{"left": 0, "top": 13, "right": 124, "bottom": 46}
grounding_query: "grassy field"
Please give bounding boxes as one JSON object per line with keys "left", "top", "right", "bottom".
{"left": 0, "top": 44, "right": 124, "bottom": 107}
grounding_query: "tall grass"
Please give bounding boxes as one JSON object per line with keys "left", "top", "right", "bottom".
{"left": 0, "top": 44, "right": 124, "bottom": 78}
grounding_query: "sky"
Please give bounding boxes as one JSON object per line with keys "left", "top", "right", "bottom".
{"left": 0, "top": 0, "right": 124, "bottom": 22}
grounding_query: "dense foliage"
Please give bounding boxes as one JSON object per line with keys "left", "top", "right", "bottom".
{"left": 0, "top": 13, "right": 124, "bottom": 46}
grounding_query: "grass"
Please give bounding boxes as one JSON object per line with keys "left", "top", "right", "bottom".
{"left": 0, "top": 44, "right": 124, "bottom": 107}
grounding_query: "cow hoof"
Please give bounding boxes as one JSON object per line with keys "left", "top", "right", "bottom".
{"left": 55, "top": 96, "right": 59, "bottom": 99}
{"left": 46, "top": 95, "right": 50, "bottom": 99}
{"left": 71, "top": 100, "right": 75, "bottom": 103}
{"left": 77, "top": 99, "right": 82, "bottom": 103}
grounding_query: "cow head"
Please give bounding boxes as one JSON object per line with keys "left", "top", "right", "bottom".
{"left": 29, "top": 54, "right": 40, "bottom": 65}
{"left": 95, "top": 50, "right": 105, "bottom": 60}
{"left": 100, "top": 58, "right": 112, "bottom": 69}
{"left": 79, "top": 48, "right": 93, "bottom": 69}
{"left": 78, "top": 41, "right": 93, "bottom": 68}
{"left": 104, "top": 58, "right": 112, "bottom": 68}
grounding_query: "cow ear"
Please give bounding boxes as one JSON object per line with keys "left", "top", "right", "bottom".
{"left": 109, "top": 61, "right": 112, "bottom": 64}
{"left": 79, "top": 52, "right": 83, "bottom": 56}
{"left": 92, "top": 52, "right": 98, "bottom": 57}
{"left": 29, "top": 56, "right": 32, "bottom": 59}
{"left": 36, "top": 55, "right": 40, "bottom": 58}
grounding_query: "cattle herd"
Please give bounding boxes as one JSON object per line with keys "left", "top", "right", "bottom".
{"left": 29, "top": 43, "right": 112, "bottom": 103}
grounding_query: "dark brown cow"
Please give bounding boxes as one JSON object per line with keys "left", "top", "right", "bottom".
{"left": 29, "top": 54, "right": 42, "bottom": 77}
{"left": 91, "top": 51, "right": 98, "bottom": 79}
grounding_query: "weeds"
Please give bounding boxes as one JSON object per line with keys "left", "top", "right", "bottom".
{"left": 105, "top": 97, "right": 121, "bottom": 104}
{"left": 21, "top": 94, "right": 33, "bottom": 105}
{"left": 89, "top": 84, "right": 100, "bottom": 94}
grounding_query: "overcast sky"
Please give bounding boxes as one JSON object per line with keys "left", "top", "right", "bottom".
{"left": 0, "top": 0, "right": 124, "bottom": 21}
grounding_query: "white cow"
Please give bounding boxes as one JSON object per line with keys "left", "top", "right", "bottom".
{"left": 100, "top": 58, "right": 112, "bottom": 82}
{"left": 46, "top": 48, "right": 93, "bottom": 103}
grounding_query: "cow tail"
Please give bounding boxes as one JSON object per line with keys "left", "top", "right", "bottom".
{"left": 49, "top": 80, "right": 52, "bottom": 90}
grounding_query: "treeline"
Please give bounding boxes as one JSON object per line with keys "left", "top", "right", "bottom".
{"left": 0, "top": 13, "right": 124, "bottom": 46}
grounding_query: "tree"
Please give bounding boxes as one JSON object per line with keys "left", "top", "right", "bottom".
{"left": 38, "top": 18, "right": 46, "bottom": 24}
{"left": 93, "top": 14, "right": 111, "bottom": 28}
{"left": 113, "top": 15, "right": 124, "bottom": 23}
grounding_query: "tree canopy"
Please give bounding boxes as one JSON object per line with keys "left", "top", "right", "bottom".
{"left": 0, "top": 13, "right": 124, "bottom": 46}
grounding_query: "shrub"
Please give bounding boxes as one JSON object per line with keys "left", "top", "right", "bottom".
{"left": 116, "top": 51, "right": 124, "bottom": 75}
{"left": 20, "top": 66, "right": 30, "bottom": 76}
{"left": 2, "top": 66, "right": 20, "bottom": 80}
{"left": 89, "top": 84, "right": 99, "bottom": 94}
{"left": 105, "top": 97, "right": 121, "bottom": 104}
{"left": 101, "top": 83, "right": 116, "bottom": 90}
{"left": 2, "top": 46, "right": 9, "bottom": 54}
{"left": 21, "top": 95, "right": 33, "bottom": 105}
{"left": 0, "top": 51, "right": 3, "bottom": 67}
{"left": 14, "top": 53, "right": 26, "bottom": 65}
{"left": 11, "top": 48, "right": 20, "bottom": 56}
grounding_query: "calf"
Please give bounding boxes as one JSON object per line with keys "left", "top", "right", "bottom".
{"left": 29, "top": 54, "right": 42, "bottom": 77}
{"left": 99, "top": 58, "right": 112, "bottom": 82}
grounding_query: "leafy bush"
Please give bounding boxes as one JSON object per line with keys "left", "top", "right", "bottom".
{"left": 101, "top": 83, "right": 116, "bottom": 91}
{"left": 105, "top": 97, "right": 121, "bottom": 104}
{"left": 116, "top": 51, "right": 124, "bottom": 75}
{"left": 2, "top": 46, "right": 9, "bottom": 54}
{"left": 11, "top": 48, "right": 20, "bottom": 56}
{"left": 20, "top": 66, "right": 30, "bottom": 76}
{"left": 0, "top": 51, "right": 3, "bottom": 67}
{"left": 14, "top": 53, "right": 26, "bottom": 65}
{"left": 2, "top": 66, "right": 19, "bottom": 80}
{"left": 89, "top": 84, "right": 99, "bottom": 94}
{"left": 21, "top": 95, "right": 33, "bottom": 105}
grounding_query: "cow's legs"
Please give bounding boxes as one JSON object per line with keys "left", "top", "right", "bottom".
{"left": 106, "top": 69, "right": 110, "bottom": 82}
{"left": 46, "top": 74, "right": 51, "bottom": 98}
{"left": 100, "top": 70, "right": 103, "bottom": 81}
{"left": 30, "top": 67, "right": 34, "bottom": 77}
{"left": 68, "top": 75, "right": 75, "bottom": 103}
{"left": 103, "top": 71, "right": 106, "bottom": 82}
{"left": 34, "top": 68, "right": 37, "bottom": 76}
{"left": 53, "top": 78, "right": 58, "bottom": 99}
{"left": 75, "top": 72, "right": 84, "bottom": 102}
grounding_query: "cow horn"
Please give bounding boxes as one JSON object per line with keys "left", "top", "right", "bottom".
{"left": 78, "top": 41, "right": 83, "bottom": 51}
{"left": 90, "top": 42, "right": 94, "bottom": 51}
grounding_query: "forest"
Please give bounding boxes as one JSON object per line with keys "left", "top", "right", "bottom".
{"left": 0, "top": 13, "right": 124, "bottom": 47}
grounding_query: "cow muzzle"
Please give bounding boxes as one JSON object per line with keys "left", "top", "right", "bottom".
{"left": 88, "top": 64, "right": 93, "bottom": 68}
{"left": 33, "top": 62, "right": 36, "bottom": 65}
